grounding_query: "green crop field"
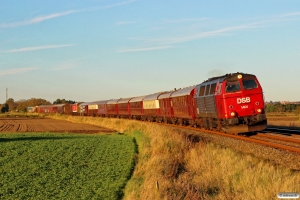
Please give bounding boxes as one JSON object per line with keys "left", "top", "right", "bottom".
{"left": 0, "top": 132, "right": 136, "bottom": 199}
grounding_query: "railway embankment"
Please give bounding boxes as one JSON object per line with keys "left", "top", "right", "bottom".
{"left": 49, "top": 115, "right": 300, "bottom": 200}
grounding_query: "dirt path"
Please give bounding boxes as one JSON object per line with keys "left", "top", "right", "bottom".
{"left": 0, "top": 118, "right": 113, "bottom": 133}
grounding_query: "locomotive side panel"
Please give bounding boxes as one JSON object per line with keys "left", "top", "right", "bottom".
{"left": 195, "top": 82, "right": 218, "bottom": 118}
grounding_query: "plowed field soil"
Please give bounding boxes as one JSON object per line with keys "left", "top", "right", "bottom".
{"left": 0, "top": 118, "right": 113, "bottom": 133}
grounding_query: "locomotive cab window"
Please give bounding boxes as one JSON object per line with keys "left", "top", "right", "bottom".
{"left": 205, "top": 85, "right": 211, "bottom": 96}
{"left": 199, "top": 86, "right": 205, "bottom": 96}
{"left": 210, "top": 83, "right": 217, "bottom": 95}
{"left": 242, "top": 78, "right": 258, "bottom": 90}
{"left": 225, "top": 80, "right": 240, "bottom": 93}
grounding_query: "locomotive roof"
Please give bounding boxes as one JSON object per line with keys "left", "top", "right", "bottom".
{"left": 203, "top": 72, "right": 255, "bottom": 83}
{"left": 171, "top": 86, "right": 196, "bottom": 98}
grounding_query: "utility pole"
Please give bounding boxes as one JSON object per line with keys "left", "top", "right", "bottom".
{"left": 6, "top": 87, "right": 8, "bottom": 102}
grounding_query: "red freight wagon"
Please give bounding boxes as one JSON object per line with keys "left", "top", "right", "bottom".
{"left": 97, "top": 100, "right": 108, "bottom": 117}
{"left": 117, "top": 97, "right": 133, "bottom": 118}
{"left": 106, "top": 99, "right": 119, "bottom": 117}
{"left": 158, "top": 91, "right": 175, "bottom": 123}
{"left": 129, "top": 95, "right": 146, "bottom": 119}
{"left": 170, "top": 86, "right": 197, "bottom": 125}
{"left": 63, "top": 104, "right": 72, "bottom": 115}
{"left": 71, "top": 103, "right": 82, "bottom": 115}
{"left": 37, "top": 104, "right": 65, "bottom": 114}
{"left": 79, "top": 102, "right": 90, "bottom": 116}
{"left": 87, "top": 102, "right": 100, "bottom": 116}
{"left": 143, "top": 92, "right": 165, "bottom": 122}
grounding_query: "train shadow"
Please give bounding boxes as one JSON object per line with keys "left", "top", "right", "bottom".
{"left": 238, "top": 131, "right": 258, "bottom": 137}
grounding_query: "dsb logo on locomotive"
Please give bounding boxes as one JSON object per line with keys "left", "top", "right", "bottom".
{"left": 237, "top": 97, "right": 250, "bottom": 104}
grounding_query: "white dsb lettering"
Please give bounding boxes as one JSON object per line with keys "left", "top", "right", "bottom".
{"left": 237, "top": 97, "right": 250, "bottom": 104}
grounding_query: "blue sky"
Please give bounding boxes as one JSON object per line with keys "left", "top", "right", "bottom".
{"left": 0, "top": 0, "right": 300, "bottom": 103}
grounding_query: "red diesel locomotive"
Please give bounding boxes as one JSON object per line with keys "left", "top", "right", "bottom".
{"left": 194, "top": 72, "right": 266, "bottom": 133}
{"left": 35, "top": 72, "right": 267, "bottom": 134}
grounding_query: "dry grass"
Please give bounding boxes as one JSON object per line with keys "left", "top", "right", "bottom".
{"left": 49, "top": 115, "right": 300, "bottom": 200}
{"left": 268, "top": 120, "right": 300, "bottom": 128}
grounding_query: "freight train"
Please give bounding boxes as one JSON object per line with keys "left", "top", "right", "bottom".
{"left": 33, "top": 72, "right": 267, "bottom": 134}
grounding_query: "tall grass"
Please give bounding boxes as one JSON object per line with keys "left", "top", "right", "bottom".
{"left": 0, "top": 112, "right": 45, "bottom": 118}
{"left": 50, "top": 115, "right": 300, "bottom": 200}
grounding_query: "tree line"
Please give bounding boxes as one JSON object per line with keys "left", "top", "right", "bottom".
{"left": 265, "top": 102, "right": 300, "bottom": 114}
{"left": 0, "top": 98, "right": 76, "bottom": 113}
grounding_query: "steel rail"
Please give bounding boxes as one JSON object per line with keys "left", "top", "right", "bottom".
{"left": 161, "top": 123, "right": 300, "bottom": 154}
{"left": 255, "top": 133, "right": 300, "bottom": 145}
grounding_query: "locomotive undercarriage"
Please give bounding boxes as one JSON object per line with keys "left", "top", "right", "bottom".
{"left": 221, "top": 114, "right": 267, "bottom": 134}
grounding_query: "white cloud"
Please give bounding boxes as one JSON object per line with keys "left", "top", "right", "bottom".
{"left": 84, "top": 0, "right": 137, "bottom": 11}
{"left": 118, "top": 12, "right": 300, "bottom": 51}
{"left": 5, "top": 44, "right": 75, "bottom": 53}
{"left": 51, "top": 66, "right": 75, "bottom": 71}
{"left": 162, "top": 18, "right": 209, "bottom": 24}
{"left": 161, "top": 23, "right": 260, "bottom": 44}
{"left": 0, "top": 67, "right": 37, "bottom": 76}
{"left": 0, "top": 11, "right": 77, "bottom": 28}
{"left": 0, "top": 0, "right": 137, "bottom": 29}
{"left": 117, "top": 45, "right": 172, "bottom": 53}
{"left": 115, "top": 21, "right": 140, "bottom": 26}
{"left": 283, "top": 12, "right": 300, "bottom": 17}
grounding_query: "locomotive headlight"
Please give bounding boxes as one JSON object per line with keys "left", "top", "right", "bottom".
{"left": 257, "top": 108, "right": 262, "bottom": 113}
{"left": 230, "top": 112, "right": 236, "bottom": 117}
{"left": 237, "top": 74, "right": 243, "bottom": 79}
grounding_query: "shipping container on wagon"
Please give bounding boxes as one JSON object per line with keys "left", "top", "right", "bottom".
{"left": 129, "top": 95, "right": 147, "bottom": 118}
{"left": 143, "top": 92, "right": 166, "bottom": 121}
{"left": 158, "top": 91, "right": 175, "bottom": 121}
{"left": 170, "top": 86, "right": 197, "bottom": 121}
{"left": 117, "top": 97, "right": 133, "bottom": 117}
{"left": 97, "top": 100, "right": 109, "bottom": 116}
{"left": 106, "top": 99, "right": 119, "bottom": 117}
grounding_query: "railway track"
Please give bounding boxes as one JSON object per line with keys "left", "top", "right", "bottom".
{"left": 160, "top": 123, "right": 300, "bottom": 154}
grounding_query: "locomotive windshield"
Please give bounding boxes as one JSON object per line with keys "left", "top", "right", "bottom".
{"left": 242, "top": 78, "right": 258, "bottom": 90}
{"left": 225, "top": 80, "right": 240, "bottom": 93}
